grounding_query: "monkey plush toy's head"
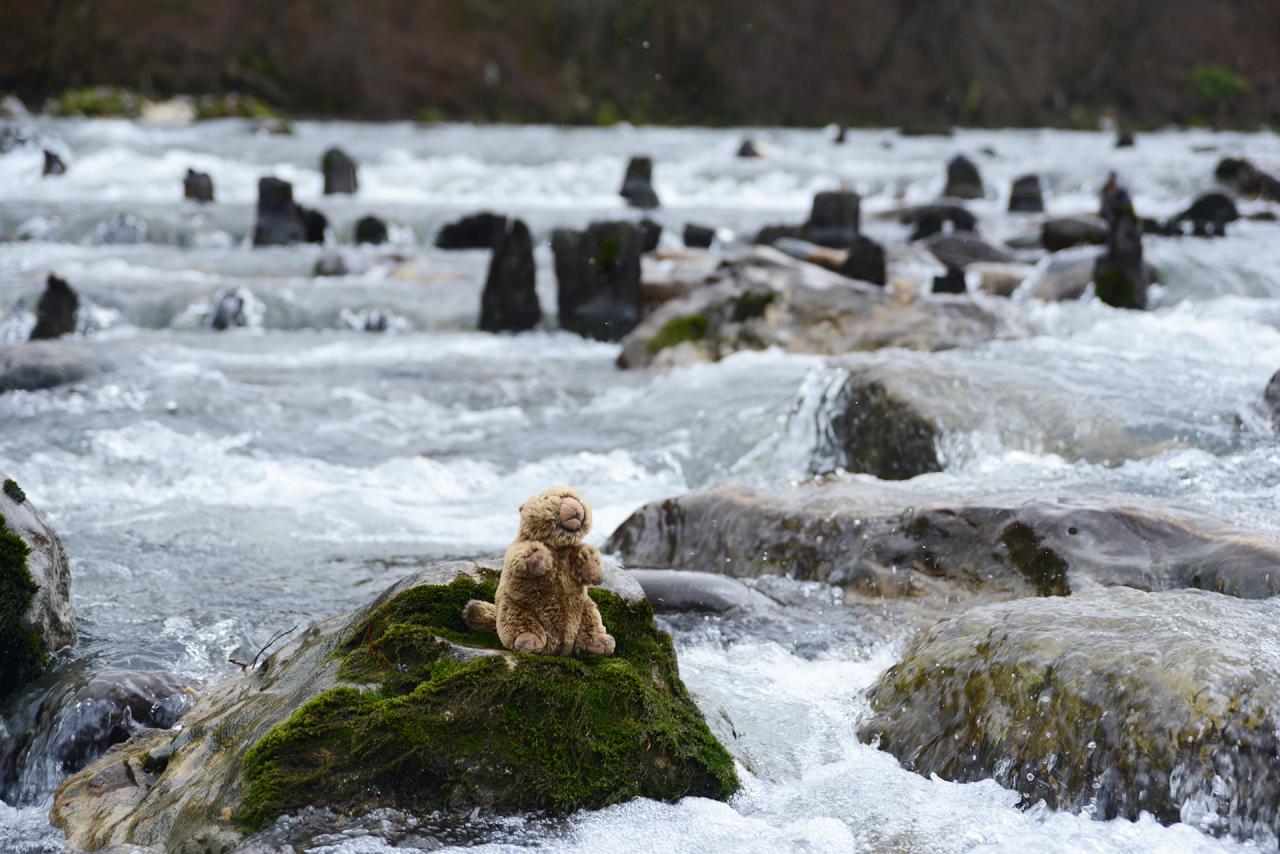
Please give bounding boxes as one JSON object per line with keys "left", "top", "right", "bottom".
{"left": 518, "top": 486, "right": 592, "bottom": 547}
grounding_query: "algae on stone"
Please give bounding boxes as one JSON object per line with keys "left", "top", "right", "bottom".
{"left": 237, "top": 573, "right": 737, "bottom": 831}
{"left": 859, "top": 588, "right": 1280, "bottom": 841}
{"left": 646, "top": 313, "right": 709, "bottom": 355}
{"left": 0, "top": 512, "right": 45, "bottom": 700}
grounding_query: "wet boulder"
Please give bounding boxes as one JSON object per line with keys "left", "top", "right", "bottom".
{"left": 553, "top": 221, "right": 643, "bottom": 341}
{"left": 837, "top": 234, "right": 886, "bottom": 285}
{"left": 931, "top": 268, "right": 966, "bottom": 294}
{"left": 299, "top": 207, "right": 327, "bottom": 244}
{"left": 252, "top": 177, "right": 307, "bottom": 246}
{"left": 683, "top": 223, "right": 716, "bottom": 248}
{"left": 94, "top": 212, "right": 147, "bottom": 245}
{"left": 434, "top": 212, "right": 507, "bottom": 249}
{"left": 924, "top": 232, "right": 1014, "bottom": 269}
{"left": 620, "top": 155, "right": 660, "bottom": 208}
{"left": 943, "top": 155, "right": 983, "bottom": 199}
{"left": 29, "top": 274, "right": 78, "bottom": 341}
{"left": 1093, "top": 187, "right": 1148, "bottom": 309}
{"left": 42, "top": 150, "right": 66, "bottom": 176}
{"left": 0, "top": 666, "right": 193, "bottom": 799}
{"left": 353, "top": 215, "right": 388, "bottom": 245}
{"left": 860, "top": 588, "right": 1280, "bottom": 841}
{"left": 1215, "top": 157, "right": 1280, "bottom": 200}
{"left": 321, "top": 147, "right": 358, "bottom": 195}
{"left": 805, "top": 190, "right": 860, "bottom": 248}
{"left": 1007, "top": 174, "right": 1043, "bottom": 213}
{"left": 1265, "top": 369, "right": 1280, "bottom": 430}
{"left": 206, "top": 289, "right": 251, "bottom": 331}
{"left": 639, "top": 218, "right": 662, "bottom": 253}
{"left": 312, "top": 252, "right": 348, "bottom": 277}
{"left": 479, "top": 218, "right": 540, "bottom": 333}
{"left": 808, "top": 371, "right": 940, "bottom": 479}
{"left": 183, "top": 169, "right": 213, "bottom": 203}
{"left": 51, "top": 560, "right": 736, "bottom": 851}
{"left": 628, "top": 570, "right": 773, "bottom": 614}
{"left": 901, "top": 204, "right": 977, "bottom": 241}
{"left": 0, "top": 342, "right": 92, "bottom": 393}
{"left": 619, "top": 247, "right": 1016, "bottom": 369}
{"left": 0, "top": 473, "right": 76, "bottom": 701}
{"left": 606, "top": 482, "right": 1280, "bottom": 612}
{"left": 1115, "top": 129, "right": 1136, "bottom": 148}
{"left": 736, "top": 139, "right": 763, "bottom": 158}
{"left": 1165, "top": 191, "right": 1238, "bottom": 237}
{"left": 1041, "top": 216, "right": 1107, "bottom": 252}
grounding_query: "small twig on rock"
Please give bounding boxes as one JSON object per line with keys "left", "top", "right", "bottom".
{"left": 228, "top": 625, "right": 299, "bottom": 672}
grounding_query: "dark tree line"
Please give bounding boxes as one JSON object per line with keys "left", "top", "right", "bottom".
{"left": 2, "top": 0, "right": 1277, "bottom": 127}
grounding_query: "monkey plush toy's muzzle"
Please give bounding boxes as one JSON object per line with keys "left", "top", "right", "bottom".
{"left": 559, "top": 496, "right": 586, "bottom": 531}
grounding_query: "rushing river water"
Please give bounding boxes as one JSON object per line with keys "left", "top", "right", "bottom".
{"left": 1, "top": 118, "right": 1279, "bottom": 852}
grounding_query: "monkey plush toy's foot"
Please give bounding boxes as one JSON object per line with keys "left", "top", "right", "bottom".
{"left": 513, "top": 632, "right": 546, "bottom": 654}
{"left": 579, "top": 552, "right": 604, "bottom": 585}
{"left": 462, "top": 600, "right": 497, "bottom": 633}
{"left": 525, "top": 549, "right": 550, "bottom": 576}
{"left": 583, "top": 632, "right": 616, "bottom": 656}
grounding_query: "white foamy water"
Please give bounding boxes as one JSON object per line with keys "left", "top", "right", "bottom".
{"left": 2, "top": 118, "right": 1279, "bottom": 852}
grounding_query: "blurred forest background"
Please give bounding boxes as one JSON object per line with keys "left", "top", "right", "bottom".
{"left": 3, "top": 0, "right": 1279, "bottom": 128}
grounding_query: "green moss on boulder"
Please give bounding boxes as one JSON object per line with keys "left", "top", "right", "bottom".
{"left": 2, "top": 479, "right": 24, "bottom": 503}
{"left": 0, "top": 512, "right": 45, "bottom": 699}
{"left": 48, "top": 86, "right": 143, "bottom": 117}
{"left": 236, "top": 573, "right": 737, "bottom": 831}
{"left": 646, "top": 313, "right": 708, "bottom": 355}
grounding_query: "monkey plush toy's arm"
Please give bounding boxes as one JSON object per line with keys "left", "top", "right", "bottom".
{"left": 504, "top": 541, "right": 552, "bottom": 577}
{"left": 566, "top": 543, "right": 604, "bottom": 585}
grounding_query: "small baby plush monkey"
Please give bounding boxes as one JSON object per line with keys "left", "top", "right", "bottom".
{"left": 463, "top": 486, "right": 616, "bottom": 656}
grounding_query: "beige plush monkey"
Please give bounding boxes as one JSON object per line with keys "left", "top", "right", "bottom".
{"left": 463, "top": 486, "right": 615, "bottom": 656}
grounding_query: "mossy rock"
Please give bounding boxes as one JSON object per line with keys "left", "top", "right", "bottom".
{"left": 0, "top": 473, "right": 75, "bottom": 701}
{"left": 47, "top": 86, "right": 143, "bottom": 118}
{"left": 859, "top": 588, "right": 1280, "bottom": 843}
{"left": 646, "top": 313, "right": 708, "bottom": 355}
{"left": 51, "top": 560, "right": 736, "bottom": 852}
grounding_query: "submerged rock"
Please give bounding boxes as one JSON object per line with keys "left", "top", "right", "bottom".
{"left": 943, "top": 155, "right": 983, "bottom": 199}
{"left": 619, "top": 248, "right": 1015, "bottom": 369}
{"left": 312, "top": 252, "right": 348, "bottom": 277}
{"left": 94, "top": 212, "right": 147, "bottom": 245}
{"left": 736, "top": 139, "right": 762, "bottom": 158}
{"left": 0, "top": 342, "right": 92, "bottom": 393}
{"left": 553, "top": 221, "right": 643, "bottom": 341}
{"left": 434, "top": 212, "right": 507, "bottom": 249}
{"left": 0, "top": 473, "right": 76, "bottom": 701}
{"left": 860, "top": 588, "right": 1280, "bottom": 841}
{"left": 606, "top": 482, "right": 1280, "bottom": 611}
{"left": 479, "top": 218, "right": 540, "bottom": 332}
{"left": 1007, "top": 174, "right": 1043, "bottom": 213}
{"left": 51, "top": 560, "right": 736, "bottom": 851}
{"left": 0, "top": 666, "right": 193, "bottom": 801}
{"left": 353, "top": 215, "right": 388, "bottom": 245}
{"left": 29, "top": 274, "right": 78, "bottom": 341}
{"left": 206, "top": 289, "right": 250, "bottom": 331}
{"left": 321, "top": 147, "right": 358, "bottom": 195}
{"left": 620, "top": 156, "right": 659, "bottom": 209}
{"left": 183, "top": 169, "right": 214, "bottom": 203}
{"left": 1041, "top": 216, "right": 1107, "bottom": 252}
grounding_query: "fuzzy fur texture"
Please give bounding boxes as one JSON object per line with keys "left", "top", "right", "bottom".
{"left": 463, "top": 486, "right": 615, "bottom": 656}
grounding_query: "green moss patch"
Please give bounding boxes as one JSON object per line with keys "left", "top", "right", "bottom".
{"left": 49, "top": 86, "right": 142, "bottom": 117}
{"left": 646, "top": 314, "right": 709, "bottom": 355}
{"left": 0, "top": 513, "right": 45, "bottom": 699}
{"left": 238, "top": 574, "right": 738, "bottom": 830}
{"left": 3, "top": 479, "right": 24, "bottom": 503}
